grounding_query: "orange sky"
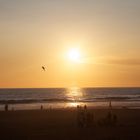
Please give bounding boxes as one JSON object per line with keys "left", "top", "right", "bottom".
{"left": 0, "top": 0, "right": 140, "bottom": 88}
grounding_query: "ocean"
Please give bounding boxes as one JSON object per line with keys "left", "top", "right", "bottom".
{"left": 0, "top": 87, "right": 140, "bottom": 110}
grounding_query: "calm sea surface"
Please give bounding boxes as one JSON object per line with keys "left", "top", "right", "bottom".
{"left": 0, "top": 88, "right": 140, "bottom": 110}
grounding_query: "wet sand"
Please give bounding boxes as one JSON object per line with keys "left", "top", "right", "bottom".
{"left": 0, "top": 108, "right": 140, "bottom": 140}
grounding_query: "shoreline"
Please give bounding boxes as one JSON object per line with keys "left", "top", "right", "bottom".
{"left": 0, "top": 101, "right": 140, "bottom": 111}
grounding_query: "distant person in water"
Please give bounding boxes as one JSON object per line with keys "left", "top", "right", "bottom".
{"left": 5, "top": 104, "right": 8, "bottom": 111}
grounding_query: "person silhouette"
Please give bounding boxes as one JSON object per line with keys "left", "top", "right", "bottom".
{"left": 113, "top": 114, "right": 118, "bottom": 126}
{"left": 106, "top": 111, "right": 113, "bottom": 126}
{"left": 84, "top": 104, "right": 87, "bottom": 110}
{"left": 109, "top": 101, "right": 112, "bottom": 109}
{"left": 40, "top": 105, "right": 43, "bottom": 110}
{"left": 5, "top": 104, "right": 8, "bottom": 111}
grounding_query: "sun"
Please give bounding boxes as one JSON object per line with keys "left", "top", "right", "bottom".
{"left": 68, "top": 48, "right": 80, "bottom": 62}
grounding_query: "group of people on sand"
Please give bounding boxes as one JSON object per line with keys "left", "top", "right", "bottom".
{"left": 98, "top": 101, "right": 118, "bottom": 127}
{"left": 77, "top": 105, "right": 94, "bottom": 128}
{"left": 98, "top": 111, "right": 118, "bottom": 127}
{"left": 4, "top": 102, "right": 117, "bottom": 128}
{"left": 77, "top": 104, "right": 118, "bottom": 128}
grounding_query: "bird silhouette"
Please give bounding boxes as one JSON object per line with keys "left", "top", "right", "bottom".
{"left": 42, "top": 66, "right": 46, "bottom": 71}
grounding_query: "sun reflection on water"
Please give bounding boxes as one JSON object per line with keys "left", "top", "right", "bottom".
{"left": 67, "top": 87, "right": 83, "bottom": 101}
{"left": 65, "top": 87, "right": 83, "bottom": 107}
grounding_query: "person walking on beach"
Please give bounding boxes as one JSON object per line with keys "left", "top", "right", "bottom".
{"left": 109, "top": 101, "right": 112, "bottom": 109}
{"left": 5, "top": 104, "right": 8, "bottom": 111}
{"left": 40, "top": 105, "right": 43, "bottom": 110}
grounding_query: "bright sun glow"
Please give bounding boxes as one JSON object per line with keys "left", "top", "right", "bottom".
{"left": 68, "top": 48, "right": 80, "bottom": 62}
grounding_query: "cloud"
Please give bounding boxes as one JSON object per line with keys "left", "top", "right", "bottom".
{"left": 80, "top": 57, "right": 140, "bottom": 66}
{"left": 106, "top": 58, "right": 140, "bottom": 66}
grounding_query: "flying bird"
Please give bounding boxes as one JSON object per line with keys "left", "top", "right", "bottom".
{"left": 42, "top": 66, "right": 46, "bottom": 71}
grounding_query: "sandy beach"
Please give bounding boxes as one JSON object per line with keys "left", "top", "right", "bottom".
{"left": 0, "top": 108, "right": 140, "bottom": 140}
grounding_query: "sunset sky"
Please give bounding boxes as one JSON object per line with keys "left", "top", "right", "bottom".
{"left": 0, "top": 0, "right": 140, "bottom": 88}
